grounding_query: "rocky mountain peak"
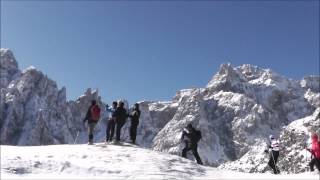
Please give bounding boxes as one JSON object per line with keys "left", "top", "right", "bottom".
{"left": 0, "top": 48, "right": 18, "bottom": 67}
{"left": 301, "top": 75, "right": 320, "bottom": 92}
{"left": 0, "top": 49, "right": 21, "bottom": 89}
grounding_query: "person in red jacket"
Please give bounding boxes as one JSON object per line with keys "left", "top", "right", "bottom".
{"left": 306, "top": 133, "right": 320, "bottom": 172}
{"left": 83, "top": 100, "right": 101, "bottom": 145}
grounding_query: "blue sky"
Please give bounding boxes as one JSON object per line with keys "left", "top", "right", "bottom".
{"left": 1, "top": 0, "right": 319, "bottom": 104}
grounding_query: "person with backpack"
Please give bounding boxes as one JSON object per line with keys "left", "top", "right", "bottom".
{"left": 83, "top": 100, "right": 101, "bottom": 145}
{"left": 180, "top": 123, "right": 203, "bottom": 165}
{"left": 128, "top": 103, "right": 141, "bottom": 144}
{"left": 114, "top": 101, "right": 128, "bottom": 143}
{"left": 306, "top": 133, "right": 320, "bottom": 172}
{"left": 264, "top": 135, "right": 280, "bottom": 174}
{"left": 105, "top": 101, "right": 117, "bottom": 142}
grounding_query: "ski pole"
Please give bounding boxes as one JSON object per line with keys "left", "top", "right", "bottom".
{"left": 270, "top": 150, "right": 278, "bottom": 174}
{"left": 290, "top": 129, "right": 295, "bottom": 174}
{"left": 121, "top": 120, "right": 128, "bottom": 141}
{"left": 74, "top": 130, "right": 79, "bottom": 144}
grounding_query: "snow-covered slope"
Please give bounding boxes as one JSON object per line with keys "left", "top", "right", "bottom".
{"left": 1, "top": 144, "right": 318, "bottom": 180}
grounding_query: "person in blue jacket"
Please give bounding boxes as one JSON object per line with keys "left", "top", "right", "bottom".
{"left": 105, "top": 101, "right": 117, "bottom": 142}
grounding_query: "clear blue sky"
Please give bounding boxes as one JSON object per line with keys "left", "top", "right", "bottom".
{"left": 1, "top": 0, "right": 319, "bottom": 104}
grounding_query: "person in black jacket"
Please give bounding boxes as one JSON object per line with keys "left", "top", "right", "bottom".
{"left": 181, "top": 124, "right": 203, "bottom": 165}
{"left": 128, "top": 103, "right": 141, "bottom": 144}
{"left": 114, "top": 101, "right": 128, "bottom": 143}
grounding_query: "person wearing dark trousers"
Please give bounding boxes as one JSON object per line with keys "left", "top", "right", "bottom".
{"left": 105, "top": 101, "right": 117, "bottom": 142}
{"left": 114, "top": 101, "right": 128, "bottom": 143}
{"left": 308, "top": 157, "right": 320, "bottom": 172}
{"left": 128, "top": 103, "right": 141, "bottom": 144}
{"left": 306, "top": 133, "right": 320, "bottom": 172}
{"left": 83, "top": 100, "right": 101, "bottom": 145}
{"left": 264, "top": 135, "right": 280, "bottom": 174}
{"left": 181, "top": 124, "right": 203, "bottom": 165}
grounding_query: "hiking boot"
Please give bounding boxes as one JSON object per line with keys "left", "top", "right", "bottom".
{"left": 310, "top": 168, "right": 314, "bottom": 172}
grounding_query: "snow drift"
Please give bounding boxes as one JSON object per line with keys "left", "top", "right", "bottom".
{"left": 1, "top": 143, "right": 319, "bottom": 179}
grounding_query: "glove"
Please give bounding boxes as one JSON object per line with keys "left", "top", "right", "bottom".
{"left": 264, "top": 150, "right": 269, "bottom": 153}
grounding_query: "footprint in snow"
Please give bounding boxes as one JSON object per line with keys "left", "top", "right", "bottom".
{"left": 33, "top": 161, "right": 41, "bottom": 168}
{"left": 107, "top": 170, "right": 121, "bottom": 174}
{"left": 15, "top": 156, "right": 21, "bottom": 160}
{"left": 60, "top": 161, "right": 71, "bottom": 172}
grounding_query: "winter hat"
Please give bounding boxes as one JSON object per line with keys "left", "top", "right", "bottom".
{"left": 119, "top": 101, "right": 124, "bottom": 107}
{"left": 269, "top": 135, "right": 274, "bottom": 140}
{"left": 187, "top": 123, "right": 193, "bottom": 129}
{"left": 134, "top": 103, "right": 139, "bottom": 108}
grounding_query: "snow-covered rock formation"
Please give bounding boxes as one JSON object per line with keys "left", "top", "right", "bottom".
{"left": 149, "top": 64, "right": 319, "bottom": 173}
{"left": 0, "top": 49, "right": 106, "bottom": 145}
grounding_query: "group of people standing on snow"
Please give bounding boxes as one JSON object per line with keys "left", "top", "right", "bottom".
{"left": 82, "top": 100, "right": 320, "bottom": 174}
{"left": 83, "top": 100, "right": 141, "bottom": 145}
{"left": 82, "top": 100, "right": 204, "bottom": 164}
{"left": 105, "top": 101, "right": 141, "bottom": 144}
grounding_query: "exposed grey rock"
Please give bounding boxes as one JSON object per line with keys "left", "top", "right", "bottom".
{"left": 0, "top": 49, "right": 21, "bottom": 89}
{"left": 0, "top": 49, "right": 105, "bottom": 145}
{"left": 151, "top": 63, "right": 319, "bottom": 173}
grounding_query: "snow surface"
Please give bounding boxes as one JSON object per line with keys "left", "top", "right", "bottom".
{"left": 1, "top": 144, "right": 319, "bottom": 180}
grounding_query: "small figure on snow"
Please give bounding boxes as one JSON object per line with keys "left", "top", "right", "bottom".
{"left": 114, "top": 101, "right": 128, "bottom": 143}
{"left": 105, "top": 101, "right": 118, "bottom": 142}
{"left": 181, "top": 123, "right": 203, "bottom": 165}
{"left": 128, "top": 103, "right": 141, "bottom": 144}
{"left": 264, "top": 135, "right": 280, "bottom": 174}
{"left": 306, "top": 133, "right": 320, "bottom": 172}
{"left": 83, "top": 100, "right": 101, "bottom": 145}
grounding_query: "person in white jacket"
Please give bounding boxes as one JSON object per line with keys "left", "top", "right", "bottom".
{"left": 264, "top": 135, "right": 280, "bottom": 174}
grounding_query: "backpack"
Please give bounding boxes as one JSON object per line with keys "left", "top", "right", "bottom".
{"left": 314, "top": 141, "right": 320, "bottom": 159}
{"left": 90, "top": 105, "right": 101, "bottom": 121}
{"left": 194, "top": 130, "right": 202, "bottom": 143}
